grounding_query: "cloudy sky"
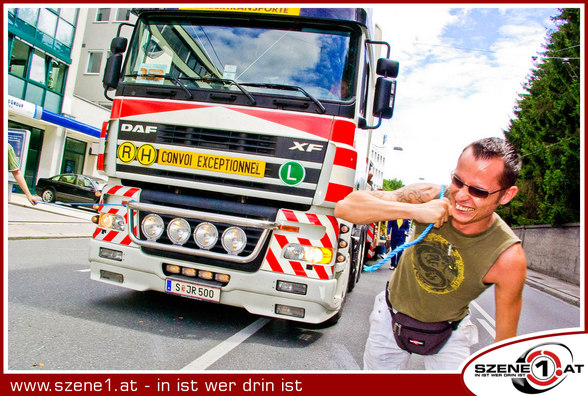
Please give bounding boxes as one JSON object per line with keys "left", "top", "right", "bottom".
{"left": 370, "top": 5, "right": 561, "bottom": 185}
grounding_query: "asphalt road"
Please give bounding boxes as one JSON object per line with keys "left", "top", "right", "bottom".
{"left": 6, "top": 238, "right": 581, "bottom": 371}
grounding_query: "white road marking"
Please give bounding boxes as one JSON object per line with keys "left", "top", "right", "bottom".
{"left": 181, "top": 317, "right": 271, "bottom": 370}
{"left": 76, "top": 269, "right": 91, "bottom": 273}
{"left": 470, "top": 301, "right": 496, "bottom": 327}
{"left": 477, "top": 318, "right": 496, "bottom": 339}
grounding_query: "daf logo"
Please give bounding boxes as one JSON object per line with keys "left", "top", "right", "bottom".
{"left": 289, "top": 141, "right": 324, "bottom": 152}
{"left": 120, "top": 123, "right": 158, "bottom": 134}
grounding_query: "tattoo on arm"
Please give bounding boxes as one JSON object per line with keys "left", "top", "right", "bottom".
{"left": 392, "top": 184, "right": 438, "bottom": 203}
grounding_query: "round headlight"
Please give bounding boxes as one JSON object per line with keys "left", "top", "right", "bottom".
{"left": 221, "top": 227, "right": 247, "bottom": 255}
{"left": 167, "top": 218, "right": 191, "bottom": 245}
{"left": 193, "top": 222, "right": 218, "bottom": 249}
{"left": 141, "top": 214, "right": 164, "bottom": 241}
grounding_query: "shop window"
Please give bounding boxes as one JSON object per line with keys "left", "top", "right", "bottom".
{"left": 61, "top": 137, "right": 87, "bottom": 174}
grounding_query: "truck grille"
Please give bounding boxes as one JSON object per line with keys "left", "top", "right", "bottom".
{"left": 157, "top": 125, "right": 277, "bottom": 156}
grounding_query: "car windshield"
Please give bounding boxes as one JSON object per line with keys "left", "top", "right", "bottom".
{"left": 123, "top": 16, "right": 358, "bottom": 101}
{"left": 89, "top": 177, "right": 107, "bottom": 189}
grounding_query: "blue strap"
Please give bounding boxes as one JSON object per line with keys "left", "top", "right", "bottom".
{"left": 363, "top": 184, "right": 446, "bottom": 272}
{"left": 38, "top": 202, "right": 127, "bottom": 207}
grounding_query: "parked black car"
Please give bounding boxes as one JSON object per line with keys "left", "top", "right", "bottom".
{"left": 36, "top": 173, "right": 107, "bottom": 205}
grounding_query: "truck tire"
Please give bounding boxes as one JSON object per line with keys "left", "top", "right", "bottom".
{"left": 347, "top": 227, "right": 366, "bottom": 292}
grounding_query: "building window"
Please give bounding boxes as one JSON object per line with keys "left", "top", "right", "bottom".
{"left": 61, "top": 137, "right": 87, "bottom": 174}
{"left": 96, "top": 8, "right": 111, "bottom": 22}
{"left": 16, "top": 8, "right": 39, "bottom": 25}
{"left": 48, "top": 59, "right": 67, "bottom": 91}
{"left": 55, "top": 18, "right": 74, "bottom": 46}
{"left": 8, "top": 36, "right": 67, "bottom": 112}
{"left": 59, "top": 8, "right": 78, "bottom": 24}
{"left": 86, "top": 52, "right": 103, "bottom": 74}
{"left": 37, "top": 8, "right": 58, "bottom": 36}
{"left": 9, "top": 7, "right": 78, "bottom": 63}
{"left": 29, "top": 49, "right": 47, "bottom": 85}
{"left": 115, "top": 8, "right": 131, "bottom": 22}
{"left": 9, "top": 38, "right": 30, "bottom": 78}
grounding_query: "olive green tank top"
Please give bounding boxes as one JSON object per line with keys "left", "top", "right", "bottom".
{"left": 387, "top": 215, "right": 520, "bottom": 322}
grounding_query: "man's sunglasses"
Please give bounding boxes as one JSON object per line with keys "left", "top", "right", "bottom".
{"left": 450, "top": 173, "right": 508, "bottom": 199}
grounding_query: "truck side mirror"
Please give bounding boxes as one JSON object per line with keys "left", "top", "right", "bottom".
{"left": 110, "top": 37, "right": 128, "bottom": 54}
{"left": 373, "top": 77, "right": 396, "bottom": 119}
{"left": 376, "top": 58, "right": 399, "bottom": 78}
{"left": 103, "top": 53, "right": 123, "bottom": 90}
{"left": 103, "top": 37, "right": 128, "bottom": 97}
{"left": 361, "top": 77, "right": 397, "bottom": 129}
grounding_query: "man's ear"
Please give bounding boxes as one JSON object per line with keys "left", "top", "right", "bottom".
{"left": 499, "top": 185, "right": 518, "bottom": 205}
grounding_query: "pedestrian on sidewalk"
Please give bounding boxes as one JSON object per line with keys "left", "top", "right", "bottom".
{"left": 334, "top": 137, "right": 527, "bottom": 370}
{"left": 8, "top": 143, "right": 38, "bottom": 205}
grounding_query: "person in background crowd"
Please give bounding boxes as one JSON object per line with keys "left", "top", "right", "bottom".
{"left": 387, "top": 218, "right": 410, "bottom": 269}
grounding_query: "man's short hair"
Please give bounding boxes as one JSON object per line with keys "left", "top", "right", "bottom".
{"left": 464, "top": 137, "right": 522, "bottom": 188}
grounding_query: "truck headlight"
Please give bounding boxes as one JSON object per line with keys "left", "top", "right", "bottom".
{"left": 221, "top": 227, "right": 247, "bottom": 255}
{"left": 194, "top": 222, "right": 218, "bottom": 249}
{"left": 167, "top": 218, "right": 191, "bottom": 245}
{"left": 99, "top": 213, "right": 126, "bottom": 231}
{"left": 283, "top": 244, "right": 333, "bottom": 264}
{"left": 142, "top": 214, "right": 164, "bottom": 241}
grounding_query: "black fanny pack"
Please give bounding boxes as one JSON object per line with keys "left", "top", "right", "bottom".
{"left": 385, "top": 287, "right": 461, "bottom": 355}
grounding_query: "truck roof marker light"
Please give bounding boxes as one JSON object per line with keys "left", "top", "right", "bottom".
{"left": 278, "top": 224, "right": 300, "bottom": 233}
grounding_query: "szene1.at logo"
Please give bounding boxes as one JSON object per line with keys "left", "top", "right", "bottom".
{"left": 474, "top": 342, "right": 584, "bottom": 394}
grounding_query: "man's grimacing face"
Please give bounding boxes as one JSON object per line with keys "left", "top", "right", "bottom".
{"left": 449, "top": 147, "right": 517, "bottom": 234}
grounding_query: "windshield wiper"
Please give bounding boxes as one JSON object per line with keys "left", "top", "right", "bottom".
{"left": 178, "top": 77, "right": 256, "bottom": 106}
{"left": 126, "top": 73, "right": 194, "bottom": 99}
{"left": 239, "top": 83, "right": 326, "bottom": 114}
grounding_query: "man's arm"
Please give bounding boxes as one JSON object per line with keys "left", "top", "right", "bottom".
{"left": 333, "top": 183, "right": 450, "bottom": 226}
{"left": 11, "top": 169, "right": 38, "bottom": 205}
{"left": 482, "top": 243, "right": 527, "bottom": 342}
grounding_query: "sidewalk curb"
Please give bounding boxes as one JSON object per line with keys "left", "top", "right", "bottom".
{"left": 525, "top": 278, "right": 581, "bottom": 307}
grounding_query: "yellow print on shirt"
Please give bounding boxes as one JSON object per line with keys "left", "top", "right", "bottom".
{"left": 411, "top": 233, "right": 465, "bottom": 294}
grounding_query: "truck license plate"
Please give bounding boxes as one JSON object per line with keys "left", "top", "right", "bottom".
{"left": 165, "top": 279, "right": 221, "bottom": 303}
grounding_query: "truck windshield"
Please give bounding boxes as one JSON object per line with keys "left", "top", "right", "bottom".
{"left": 123, "top": 17, "right": 358, "bottom": 101}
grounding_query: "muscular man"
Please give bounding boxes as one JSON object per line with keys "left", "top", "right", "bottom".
{"left": 334, "top": 137, "right": 526, "bottom": 370}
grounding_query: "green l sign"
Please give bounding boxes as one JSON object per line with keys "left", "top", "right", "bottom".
{"left": 279, "top": 161, "right": 306, "bottom": 186}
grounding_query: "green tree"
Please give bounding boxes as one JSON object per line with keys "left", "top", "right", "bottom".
{"left": 501, "top": 8, "right": 580, "bottom": 226}
{"left": 383, "top": 178, "right": 404, "bottom": 191}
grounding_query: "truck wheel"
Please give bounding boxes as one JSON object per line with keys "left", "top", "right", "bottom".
{"left": 41, "top": 188, "right": 56, "bottom": 203}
